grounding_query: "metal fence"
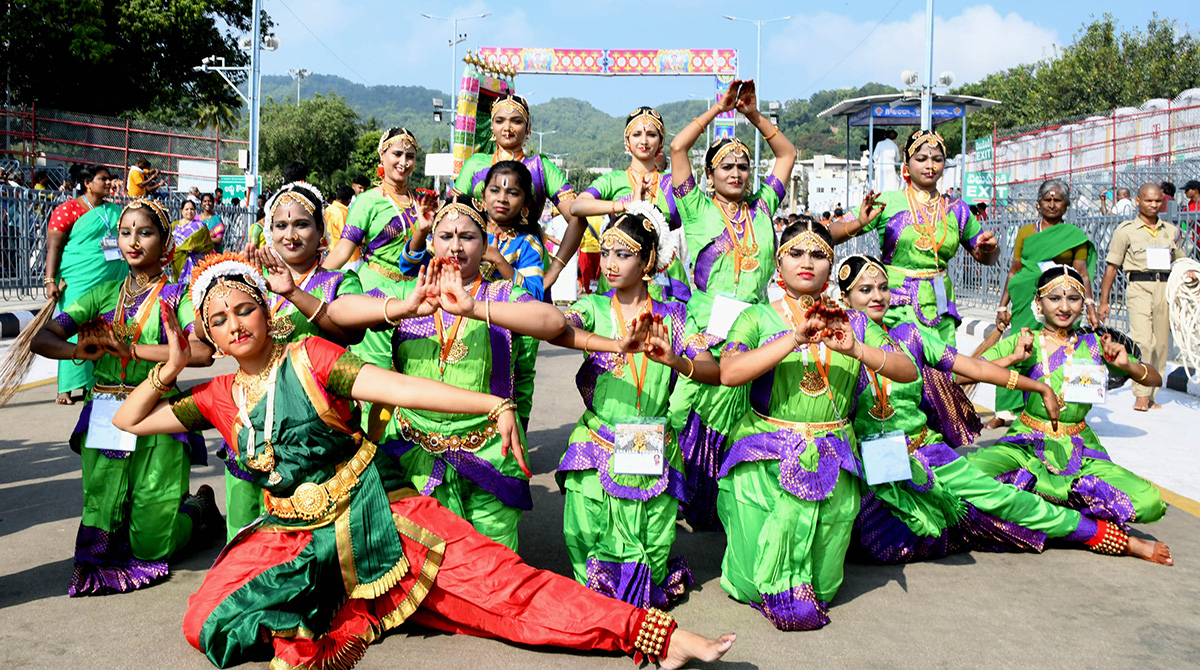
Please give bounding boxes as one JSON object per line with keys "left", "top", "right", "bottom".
{"left": 0, "top": 185, "right": 252, "bottom": 300}
{"left": 839, "top": 165, "right": 1200, "bottom": 358}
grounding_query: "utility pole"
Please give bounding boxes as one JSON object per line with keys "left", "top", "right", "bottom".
{"left": 921, "top": 0, "right": 935, "bottom": 130}
{"left": 723, "top": 14, "right": 794, "bottom": 191}
{"left": 422, "top": 12, "right": 490, "bottom": 148}
{"left": 288, "top": 68, "right": 310, "bottom": 105}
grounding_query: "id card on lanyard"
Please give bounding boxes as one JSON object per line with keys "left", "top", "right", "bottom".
{"left": 1062, "top": 360, "right": 1107, "bottom": 405}
{"left": 860, "top": 430, "right": 911, "bottom": 485}
{"left": 95, "top": 205, "right": 122, "bottom": 262}
{"left": 1145, "top": 246, "right": 1172, "bottom": 271}
{"left": 87, "top": 395, "right": 138, "bottom": 452}
{"left": 708, "top": 294, "right": 751, "bottom": 340}
{"left": 612, "top": 417, "right": 666, "bottom": 476}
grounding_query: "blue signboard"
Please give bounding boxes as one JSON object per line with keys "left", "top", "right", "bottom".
{"left": 848, "top": 105, "right": 965, "bottom": 127}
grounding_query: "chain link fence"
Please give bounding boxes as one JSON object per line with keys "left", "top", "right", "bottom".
{"left": 0, "top": 185, "right": 251, "bottom": 301}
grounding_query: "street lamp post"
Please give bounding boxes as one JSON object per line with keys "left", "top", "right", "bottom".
{"left": 547, "top": 152, "right": 570, "bottom": 180}
{"left": 531, "top": 129, "right": 557, "bottom": 155}
{"left": 421, "top": 12, "right": 490, "bottom": 148}
{"left": 194, "top": 0, "right": 277, "bottom": 235}
{"left": 288, "top": 68, "right": 310, "bottom": 105}
{"left": 723, "top": 13, "right": 793, "bottom": 192}
{"left": 921, "top": 0, "right": 935, "bottom": 130}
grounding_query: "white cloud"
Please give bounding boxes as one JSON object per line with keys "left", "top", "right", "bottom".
{"left": 768, "top": 5, "right": 1059, "bottom": 96}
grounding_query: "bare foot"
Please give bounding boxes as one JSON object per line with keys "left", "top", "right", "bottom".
{"left": 661, "top": 630, "right": 735, "bottom": 670}
{"left": 1150, "top": 402, "right": 1164, "bottom": 410}
{"left": 56, "top": 392, "right": 74, "bottom": 405}
{"left": 1126, "top": 536, "right": 1173, "bottom": 565}
{"left": 983, "top": 417, "right": 1008, "bottom": 430}
{"left": 1133, "top": 398, "right": 1151, "bottom": 412}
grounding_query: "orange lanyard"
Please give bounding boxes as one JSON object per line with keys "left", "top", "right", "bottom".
{"left": 627, "top": 169, "right": 659, "bottom": 206}
{"left": 379, "top": 183, "right": 415, "bottom": 221}
{"left": 782, "top": 294, "right": 842, "bottom": 417}
{"left": 123, "top": 277, "right": 167, "bottom": 344}
{"left": 611, "top": 294, "right": 653, "bottom": 413}
{"left": 435, "top": 278, "right": 482, "bottom": 374}
{"left": 270, "top": 261, "right": 320, "bottom": 317}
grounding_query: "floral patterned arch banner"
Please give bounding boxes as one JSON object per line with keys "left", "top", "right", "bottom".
{"left": 477, "top": 47, "right": 738, "bottom": 76}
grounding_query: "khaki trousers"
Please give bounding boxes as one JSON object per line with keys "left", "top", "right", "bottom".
{"left": 1125, "top": 280, "right": 1170, "bottom": 399}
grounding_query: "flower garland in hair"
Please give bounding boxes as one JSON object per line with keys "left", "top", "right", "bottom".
{"left": 622, "top": 201, "right": 676, "bottom": 274}
{"left": 189, "top": 252, "right": 270, "bottom": 343}
{"left": 266, "top": 181, "right": 325, "bottom": 223}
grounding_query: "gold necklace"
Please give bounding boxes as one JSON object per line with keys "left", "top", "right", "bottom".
{"left": 235, "top": 342, "right": 286, "bottom": 411}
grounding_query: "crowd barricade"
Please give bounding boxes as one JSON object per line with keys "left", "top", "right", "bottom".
{"left": 0, "top": 185, "right": 252, "bottom": 300}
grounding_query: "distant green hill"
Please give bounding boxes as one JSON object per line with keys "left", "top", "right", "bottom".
{"left": 259, "top": 73, "right": 897, "bottom": 168}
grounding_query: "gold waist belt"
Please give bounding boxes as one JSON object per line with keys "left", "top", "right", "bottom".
{"left": 588, "top": 428, "right": 674, "bottom": 453}
{"left": 367, "top": 259, "right": 414, "bottom": 282}
{"left": 892, "top": 266, "right": 945, "bottom": 278}
{"left": 754, "top": 410, "right": 848, "bottom": 441}
{"left": 92, "top": 383, "right": 132, "bottom": 398}
{"left": 1019, "top": 413, "right": 1088, "bottom": 439}
{"left": 264, "top": 439, "right": 375, "bottom": 521}
{"left": 396, "top": 414, "right": 494, "bottom": 454}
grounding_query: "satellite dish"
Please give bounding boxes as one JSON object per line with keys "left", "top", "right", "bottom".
{"left": 900, "top": 70, "right": 919, "bottom": 87}
{"left": 938, "top": 71, "right": 955, "bottom": 87}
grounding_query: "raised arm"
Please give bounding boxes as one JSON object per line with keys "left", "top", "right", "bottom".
{"left": 670, "top": 80, "right": 742, "bottom": 189}
{"left": 438, "top": 261, "right": 565, "bottom": 340}
{"left": 735, "top": 81, "right": 796, "bottom": 186}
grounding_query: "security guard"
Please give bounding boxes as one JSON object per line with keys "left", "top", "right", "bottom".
{"left": 1099, "top": 183, "right": 1181, "bottom": 410}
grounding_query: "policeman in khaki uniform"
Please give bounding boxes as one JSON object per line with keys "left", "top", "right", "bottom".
{"left": 1099, "top": 183, "right": 1180, "bottom": 410}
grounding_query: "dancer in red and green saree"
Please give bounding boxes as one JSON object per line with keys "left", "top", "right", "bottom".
{"left": 832, "top": 129, "right": 1001, "bottom": 348}
{"left": 43, "top": 165, "right": 129, "bottom": 404}
{"left": 715, "top": 221, "right": 918, "bottom": 630}
{"left": 836, "top": 255, "right": 1170, "bottom": 566}
{"left": 666, "top": 79, "right": 798, "bottom": 530}
{"left": 551, "top": 204, "right": 720, "bottom": 607}
{"left": 215, "top": 182, "right": 365, "bottom": 542}
{"left": 111, "top": 255, "right": 734, "bottom": 670}
{"left": 452, "top": 93, "right": 585, "bottom": 290}
{"left": 993, "top": 179, "right": 1098, "bottom": 419}
{"left": 570, "top": 106, "right": 691, "bottom": 301}
{"left": 327, "top": 197, "right": 568, "bottom": 551}
{"left": 968, "top": 266, "right": 1172, "bottom": 544}
{"left": 30, "top": 198, "right": 220, "bottom": 596}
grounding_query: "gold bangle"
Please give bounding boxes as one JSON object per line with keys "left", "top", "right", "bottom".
{"left": 382, "top": 296, "right": 402, "bottom": 327}
{"left": 871, "top": 349, "right": 887, "bottom": 374}
{"left": 43, "top": 277, "right": 56, "bottom": 284}
{"left": 148, "top": 363, "right": 172, "bottom": 395}
{"left": 487, "top": 398, "right": 517, "bottom": 423}
{"left": 1136, "top": 363, "right": 1150, "bottom": 382}
{"left": 762, "top": 127, "right": 780, "bottom": 142}
{"left": 485, "top": 299, "right": 491, "bottom": 330}
{"left": 129, "top": 344, "right": 140, "bottom": 364}
{"left": 307, "top": 301, "right": 329, "bottom": 324}
{"left": 583, "top": 332, "right": 595, "bottom": 354}
{"left": 691, "top": 117, "right": 706, "bottom": 132}
{"left": 550, "top": 255, "right": 567, "bottom": 267}
{"left": 682, "top": 356, "right": 695, "bottom": 379}
{"left": 1005, "top": 370, "right": 1020, "bottom": 390}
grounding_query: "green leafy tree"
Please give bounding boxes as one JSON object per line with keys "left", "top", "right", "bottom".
{"left": 260, "top": 94, "right": 359, "bottom": 193}
{"left": 1, "top": 0, "right": 267, "bottom": 122}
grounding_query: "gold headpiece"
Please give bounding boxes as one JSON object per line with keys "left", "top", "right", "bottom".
{"left": 625, "top": 107, "right": 664, "bottom": 138}
{"left": 1036, "top": 265, "right": 1086, "bottom": 298}
{"left": 709, "top": 139, "right": 750, "bottom": 172}
{"left": 433, "top": 202, "right": 486, "bottom": 229}
{"left": 267, "top": 182, "right": 324, "bottom": 222}
{"left": 378, "top": 127, "right": 420, "bottom": 155}
{"left": 189, "top": 253, "right": 271, "bottom": 344}
{"left": 837, "top": 255, "right": 887, "bottom": 289}
{"left": 601, "top": 227, "right": 642, "bottom": 255}
{"left": 777, "top": 222, "right": 834, "bottom": 262}
{"left": 490, "top": 95, "right": 530, "bottom": 125}
{"left": 905, "top": 129, "right": 947, "bottom": 160}
{"left": 121, "top": 198, "right": 174, "bottom": 264}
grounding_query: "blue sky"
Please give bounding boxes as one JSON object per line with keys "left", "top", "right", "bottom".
{"left": 260, "top": 1, "right": 1184, "bottom": 115}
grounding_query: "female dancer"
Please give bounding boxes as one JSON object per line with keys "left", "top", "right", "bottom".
{"left": 198, "top": 192, "right": 225, "bottom": 249}
{"left": 327, "top": 197, "right": 567, "bottom": 551}
{"left": 170, "top": 198, "right": 215, "bottom": 283}
{"left": 43, "top": 164, "right": 128, "bottom": 404}
{"left": 30, "top": 198, "right": 218, "bottom": 595}
{"left": 968, "top": 265, "right": 1171, "bottom": 534}
{"left": 553, "top": 204, "right": 720, "bottom": 607}
{"left": 714, "top": 221, "right": 918, "bottom": 630}
{"left": 832, "top": 130, "right": 1000, "bottom": 347}
{"left": 322, "top": 127, "right": 434, "bottom": 284}
{"left": 994, "top": 179, "right": 1098, "bottom": 420}
{"left": 667, "top": 79, "right": 797, "bottom": 530}
{"left": 453, "top": 94, "right": 585, "bottom": 289}
{"left": 570, "top": 106, "right": 690, "bottom": 300}
{"left": 837, "top": 255, "right": 1170, "bottom": 566}
{"left": 216, "top": 182, "right": 364, "bottom": 541}
{"left": 111, "top": 255, "right": 733, "bottom": 670}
